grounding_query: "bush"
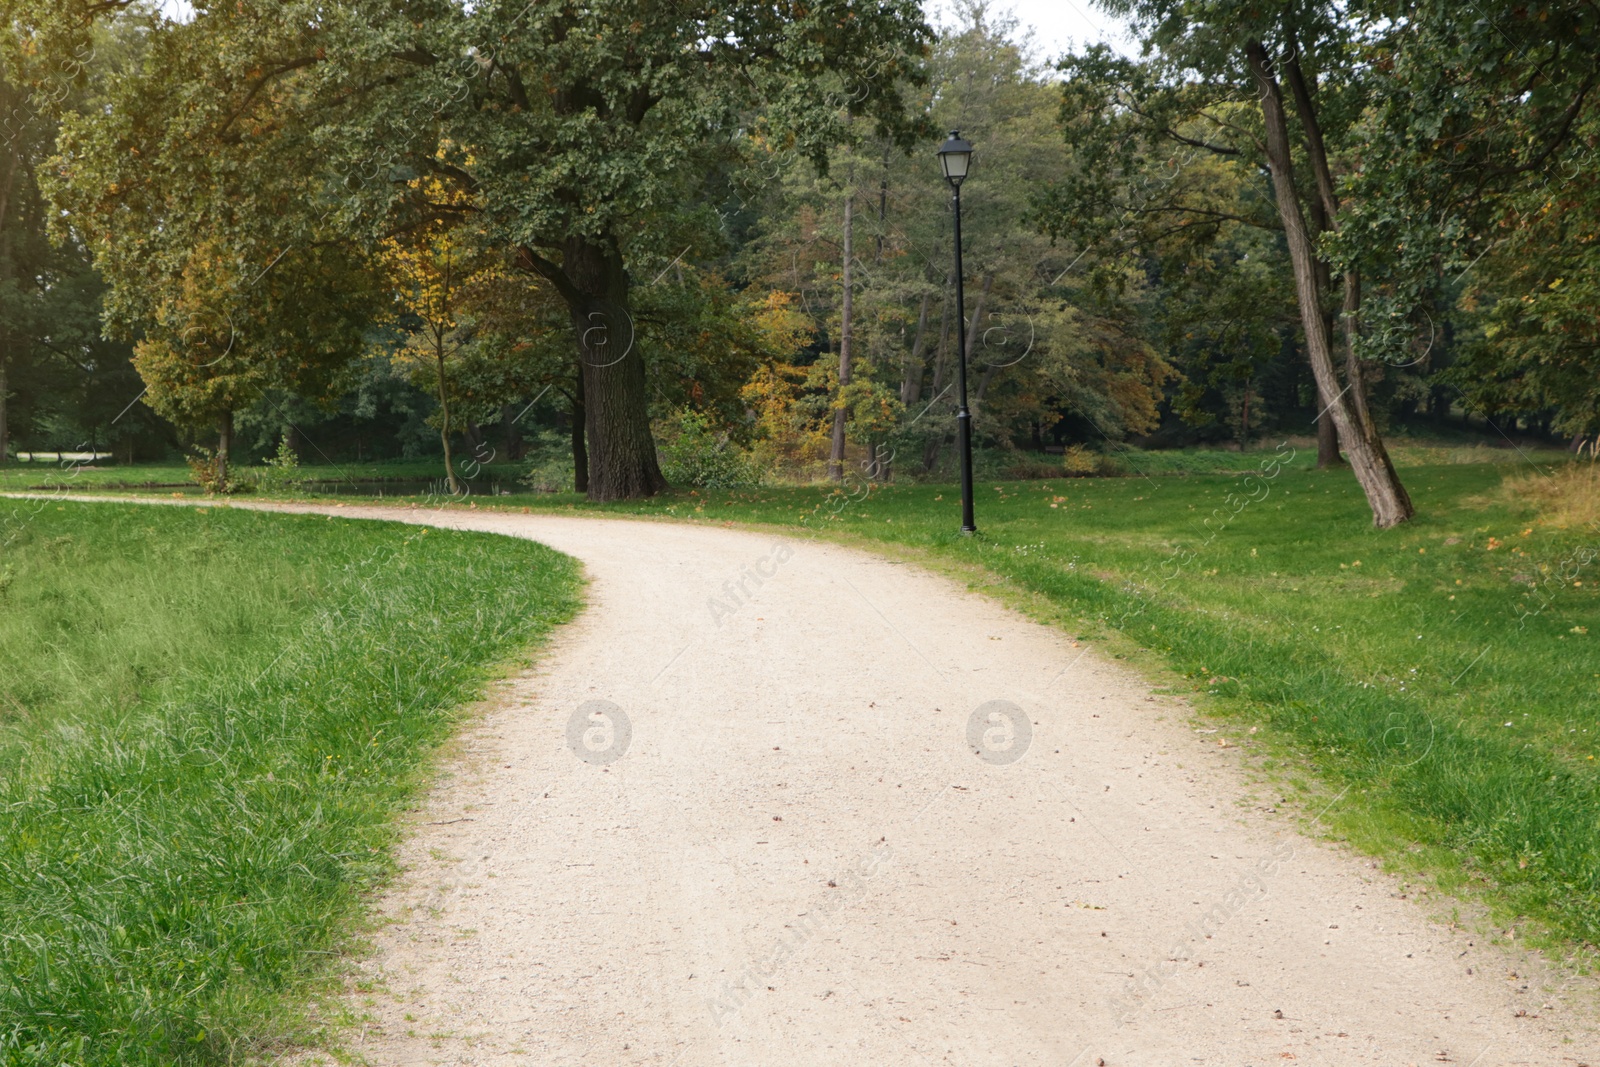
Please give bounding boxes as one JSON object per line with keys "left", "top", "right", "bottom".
{"left": 655, "top": 409, "right": 763, "bottom": 489}
{"left": 245, "top": 439, "right": 310, "bottom": 494}
{"left": 185, "top": 450, "right": 246, "bottom": 495}
{"left": 517, "top": 429, "right": 578, "bottom": 493}
{"left": 1061, "top": 444, "right": 1109, "bottom": 477}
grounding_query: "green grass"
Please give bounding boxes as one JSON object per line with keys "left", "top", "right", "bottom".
{"left": 0, "top": 499, "right": 581, "bottom": 1065}
{"left": 2, "top": 433, "right": 1572, "bottom": 497}
{"left": 494, "top": 456, "right": 1600, "bottom": 950}
{"left": 0, "top": 458, "right": 453, "bottom": 494}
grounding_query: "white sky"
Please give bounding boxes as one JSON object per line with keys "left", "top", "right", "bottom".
{"left": 926, "top": 0, "right": 1136, "bottom": 61}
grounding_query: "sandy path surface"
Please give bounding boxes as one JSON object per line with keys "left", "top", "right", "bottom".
{"left": 19, "top": 497, "right": 1599, "bottom": 1064}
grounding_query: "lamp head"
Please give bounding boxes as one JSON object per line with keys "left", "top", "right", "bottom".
{"left": 938, "top": 130, "right": 973, "bottom": 187}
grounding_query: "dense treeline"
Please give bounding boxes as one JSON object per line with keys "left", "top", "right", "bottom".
{"left": 2, "top": 0, "right": 1596, "bottom": 524}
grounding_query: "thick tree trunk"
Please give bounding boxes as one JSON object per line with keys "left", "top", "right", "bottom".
{"left": 561, "top": 237, "right": 663, "bottom": 501}
{"left": 1247, "top": 41, "right": 1413, "bottom": 527}
{"left": 571, "top": 371, "right": 588, "bottom": 494}
{"left": 829, "top": 195, "right": 855, "bottom": 482}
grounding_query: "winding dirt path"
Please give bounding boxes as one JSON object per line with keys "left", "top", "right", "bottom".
{"left": 30, "top": 497, "right": 1600, "bottom": 1064}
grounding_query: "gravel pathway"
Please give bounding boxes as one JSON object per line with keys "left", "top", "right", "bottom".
{"left": 22, "top": 497, "right": 1598, "bottom": 1065}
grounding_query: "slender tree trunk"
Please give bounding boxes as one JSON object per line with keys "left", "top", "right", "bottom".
{"left": 499, "top": 402, "right": 523, "bottom": 461}
{"left": 829, "top": 194, "right": 855, "bottom": 482}
{"left": 901, "top": 291, "right": 932, "bottom": 407}
{"left": 963, "top": 272, "right": 995, "bottom": 404}
{"left": 1283, "top": 45, "right": 1405, "bottom": 485}
{"left": 1316, "top": 406, "right": 1342, "bottom": 467}
{"left": 1247, "top": 41, "right": 1413, "bottom": 527}
{"left": 922, "top": 281, "right": 955, "bottom": 472}
{"left": 928, "top": 273, "right": 996, "bottom": 470}
{"left": 571, "top": 370, "right": 589, "bottom": 494}
{"left": 875, "top": 145, "right": 890, "bottom": 267}
{"left": 216, "top": 408, "right": 233, "bottom": 490}
{"left": 0, "top": 357, "right": 8, "bottom": 464}
{"left": 433, "top": 334, "right": 459, "bottom": 495}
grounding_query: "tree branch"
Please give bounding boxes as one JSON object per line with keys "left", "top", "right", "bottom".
{"left": 516, "top": 246, "right": 580, "bottom": 305}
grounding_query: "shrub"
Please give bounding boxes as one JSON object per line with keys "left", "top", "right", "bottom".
{"left": 1061, "top": 444, "right": 1105, "bottom": 477}
{"left": 245, "top": 439, "right": 310, "bottom": 494}
{"left": 186, "top": 450, "right": 246, "bottom": 495}
{"left": 655, "top": 409, "right": 763, "bottom": 489}
{"left": 518, "top": 429, "right": 577, "bottom": 493}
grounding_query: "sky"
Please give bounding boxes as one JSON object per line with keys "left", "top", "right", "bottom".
{"left": 926, "top": 0, "right": 1136, "bottom": 61}
{"left": 158, "top": 0, "right": 1135, "bottom": 57}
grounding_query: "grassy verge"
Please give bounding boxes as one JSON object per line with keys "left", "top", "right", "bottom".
{"left": 0, "top": 499, "right": 581, "bottom": 1066}
{"left": 0, "top": 459, "right": 450, "bottom": 494}
{"left": 494, "top": 458, "right": 1600, "bottom": 951}
{"left": 1, "top": 433, "right": 1572, "bottom": 496}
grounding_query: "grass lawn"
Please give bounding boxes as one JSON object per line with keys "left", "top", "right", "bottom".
{"left": 0, "top": 499, "right": 581, "bottom": 1066}
{"left": 0, "top": 458, "right": 450, "bottom": 494}
{"left": 494, "top": 455, "right": 1600, "bottom": 952}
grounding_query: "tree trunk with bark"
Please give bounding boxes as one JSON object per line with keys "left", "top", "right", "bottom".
{"left": 829, "top": 195, "right": 855, "bottom": 482}
{"left": 1247, "top": 41, "right": 1413, "bottom": 527}
{"left": 216, "top": 408, "right": 233, "bottom": 490}
{"left": 521, "top": 238, "right": 664, "bottom": 501}
{"left": 901, "top": 291, "right": 932, "bottom": 408}
{"left": 433, "top": 332, "right": 460, "bottom": 495}
{"left": 571, "top": 370, "right": 589, "bottom": 494}
{"left": 925, "top": 273, "right": 994, "bottom": 471}
{"left": 499, "top": 402, "right": 523, "bottom": 461}
{"left": 1316, "top": 407, "right": 1342, "bottom": 467}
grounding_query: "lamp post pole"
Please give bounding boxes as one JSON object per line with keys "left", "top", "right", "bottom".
{"left": 938, "top": 130, "right": 977, "bottom": 535}
{"left": 951, "top": 182, "right": 976, "bottom": 535}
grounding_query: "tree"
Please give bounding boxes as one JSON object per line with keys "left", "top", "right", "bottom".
{"left": 30, "top": 0, "right": 934, "bottom": 498}
{"left": 1048, "top": 4, "right": 1415, "bottom": 525}
{"left": 299, "top": 0, "right": 932, "bottom": 499}
{"left": 41, "top": 4, "right": 386, "bottom": 487}
{"left": 1332, "top": 0, "right": 1600, "bottom": 441}
{"left": 739, "top": 5, "right": 1177, "bottom": 482}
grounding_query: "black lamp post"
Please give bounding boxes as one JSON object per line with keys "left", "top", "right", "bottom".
{"left": 938, "top": 130, "right": 977, "bottom": 535}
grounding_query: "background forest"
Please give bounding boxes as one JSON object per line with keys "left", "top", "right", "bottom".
{"left": 2, "top": 0, "right": 1597, "bottom": 515}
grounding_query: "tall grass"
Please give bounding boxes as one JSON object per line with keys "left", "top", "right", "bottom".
{"left": 1504, "top": 452, "right": 1600, "bottom": 531}
{"left": 0, "top": 501, "right": 580, "bottom": 1065}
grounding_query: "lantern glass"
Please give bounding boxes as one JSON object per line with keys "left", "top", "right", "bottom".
{"left": 938, "top": 131, "right": 973, "bottom": 185}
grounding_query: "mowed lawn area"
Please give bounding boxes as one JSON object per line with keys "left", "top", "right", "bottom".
{"left": 0, "top": 501, "right": 580, "bottom": 1066}
{"left": 531, "top": 458, "right": 1600, "bottom": 951}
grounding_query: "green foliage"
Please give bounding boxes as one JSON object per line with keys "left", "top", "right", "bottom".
{"left": 1329, "top": 1, "right": 1600, "bottom": 435}
{"left": 0, "top": 501, "right": 580, "bottom": 1065}
{"left": 184, "top": 450, "right": 245, "bottom": 496}
{"left": 517, "top": 429, "right": 578, "bottom": 494}
{"left": 654, "top": 408, "right": 764, "bottom": 490}
{"left": 246, "top": 439, "right": 309, "bottom": 495}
